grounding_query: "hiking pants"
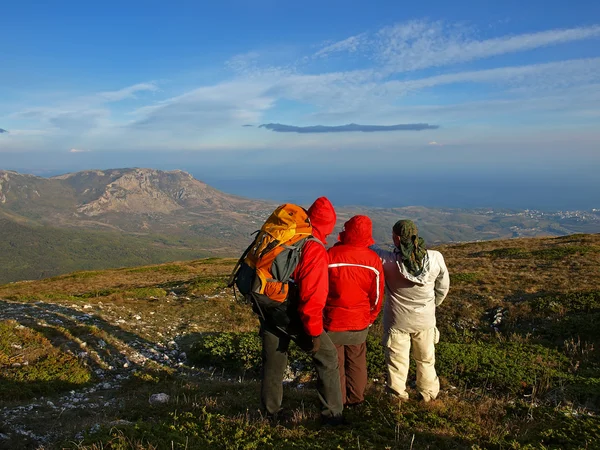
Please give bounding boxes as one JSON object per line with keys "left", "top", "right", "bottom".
{"left": 260, "top": 326, "right": 343, "bottom": 419}
{"left": 334, "top": 342, "right": 367, "bottom": 405}
{"left": 384, "top": 327, "right": 440, "bottom": 401}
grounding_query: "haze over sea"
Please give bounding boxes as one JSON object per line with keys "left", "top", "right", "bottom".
{"left": 5, "top": 152, "right": 598, "bottom": 211}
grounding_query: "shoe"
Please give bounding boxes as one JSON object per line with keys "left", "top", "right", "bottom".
{"left": 321, "top": 414, "right": 347, "bottom": 428}
{"left": 263, "top": 408, "right": 284, "bottom": 424}
{"left": 417, "top": 392, "right": 436, "bottom": 403}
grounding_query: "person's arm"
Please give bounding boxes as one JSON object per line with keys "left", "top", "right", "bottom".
{"left": 369, "top": 244, "right": 395, "bottom": 264}
{"left": 294, "top": 241, "right": 329, "bottom": 337}
{"left": 434, "top": 252, "right": 450, "bottom": 306}
{"left": 368, "top": 256, "right": 385, "bottom": 324}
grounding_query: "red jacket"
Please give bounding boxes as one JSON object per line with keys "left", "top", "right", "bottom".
{"left": 292, "top": 197, "right": 337, "bottom": 337}
{"left": 325, "top": 215, "right": 385, "bottom": 332}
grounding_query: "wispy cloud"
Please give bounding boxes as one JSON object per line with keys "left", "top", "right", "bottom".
{"left": 259, "top": 123, "right": 438, "bottom": 133}
{"left": 315, "top": 33, "right": 368, "bottom": 58}
{"left": 130, "top": 81, "right": 274, "bottom": 132}
{"left": 316, "top": 21, "right": 600, "bottom": 74}
{"left": 12, "top": 108, "right": 110, "bottom": 132}
{"left": 98, "top": 83, "right": 158, "bottom": 102}
{"left": 382, "top": 58, "right": 600, "bottom": 95}
{"left": 69, "top": 148, "right": 90, "bottom": 153}
{"left": 5, "top": 19, "right": 600, "bottom": 152}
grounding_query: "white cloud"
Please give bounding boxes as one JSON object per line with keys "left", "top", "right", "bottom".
{"left": 382, "top": 57, "right": 600, "bottom": 95}
{"left": 316, "top": 20, "right": 600, "bottom": 74}
{"left": 98, "top": 82, "right": 158, "bottom": 102}
{"left": 315, "top": 33, "right": 368, "bottom": 58}
{"left": 129, "top": 81, "right": 275, "bottom": 132}
{"left": 69, "top": 148, "right": 89, "bottom": 153}
{"left": 5, "top": 20, "right": 600, "bottom": 153}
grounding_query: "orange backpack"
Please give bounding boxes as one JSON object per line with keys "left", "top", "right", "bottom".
{"left": 229, "top": 204, "right": 315, "bottom": 312}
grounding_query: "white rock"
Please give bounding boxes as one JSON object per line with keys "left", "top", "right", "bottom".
{"left": 149, "top": 393, "right": 170, "bottom": 405}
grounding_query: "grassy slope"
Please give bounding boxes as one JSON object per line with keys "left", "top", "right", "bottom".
{"left": 0, "top": 216, "right": 220, "bottom": 284}
{"left": 0, "top": 234, "right": 599, "bottom": 449}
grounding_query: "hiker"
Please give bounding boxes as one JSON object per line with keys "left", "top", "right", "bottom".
{"left": 257, "top": 197, "right": 343, "bottom": 425}
{"left": 326, "top": 215, "right": 385, "bottom": 406}
{"left": 371, "top": 220, "right": 449, "bottom": 402}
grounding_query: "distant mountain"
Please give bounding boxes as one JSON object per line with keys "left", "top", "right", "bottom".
{"left": 0, "top": 168, "right": 274, "bottom": 234}
{"left": 0, "top": 168, "right": 598, "bottom": 283}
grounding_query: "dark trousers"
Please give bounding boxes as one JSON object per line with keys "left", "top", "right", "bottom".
{"left": 260, "top": 326, "right": 343, "bottom": 419}
{"left": 335, "top": 342, "right": 367, "bottom": 405}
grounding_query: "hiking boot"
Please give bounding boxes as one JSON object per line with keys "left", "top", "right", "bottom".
{"left": 320, "top": 414, "right": 347, "bottom": 428}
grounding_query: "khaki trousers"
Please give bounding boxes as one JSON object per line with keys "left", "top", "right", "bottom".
{"left": 384, "top": 327, "right": 440, "bottom": 401}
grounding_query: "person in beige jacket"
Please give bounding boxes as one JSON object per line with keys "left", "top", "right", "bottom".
{"left": 370, "top": 220, "right": 449, "bottom": 401}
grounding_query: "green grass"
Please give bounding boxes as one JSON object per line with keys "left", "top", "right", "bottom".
{"left": 2, "top": 233, "right": 599, "bottom": 449}
{"left": 0, "top": 216, "right": 214, "bottom": 284}
{"left": 0, "top": 320, "right": 92, "bottom": 400}
{"left": 474, "top": 245, "right": 595, "bottom": 261}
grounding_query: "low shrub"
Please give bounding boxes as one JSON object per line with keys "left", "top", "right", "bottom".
{"left": 436, "top": 341, "right": 569, "bottom": 395}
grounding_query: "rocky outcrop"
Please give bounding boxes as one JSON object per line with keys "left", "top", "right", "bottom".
{"left": 77, "top": 169, "right": 186, "bottom": 216}
{"left": 71, "top": 168, "right": 258, "bottom": 216}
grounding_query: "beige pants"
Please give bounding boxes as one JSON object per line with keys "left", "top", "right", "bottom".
{"left": 384, "top": 327, "right": 440, "bottom": 401}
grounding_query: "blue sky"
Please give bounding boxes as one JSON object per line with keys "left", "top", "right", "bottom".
{"left": 1, "top": 0, "right": 599, "bottom": 202}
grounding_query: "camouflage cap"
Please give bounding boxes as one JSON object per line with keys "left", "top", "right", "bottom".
{"left": 393, "top": 219, "right": 419, "bottom": 243}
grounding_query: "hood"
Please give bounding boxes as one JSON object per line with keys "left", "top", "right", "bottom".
{"left": 307, "top": 196, "right": 336, "bottom": 244}
{"left": 394, "top": 248, "right": 431, "bottom": 286}
{"left": 338, "top": 215, "right": 375, "bottom": 247}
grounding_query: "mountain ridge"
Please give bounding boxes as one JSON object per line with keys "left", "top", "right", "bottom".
{"left": 1, "top": 167, "right": 598, "bottom": 283}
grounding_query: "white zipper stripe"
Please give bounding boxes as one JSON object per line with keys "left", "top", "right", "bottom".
{"left": 328, "top": 263, "right": 381, "bottom": 306}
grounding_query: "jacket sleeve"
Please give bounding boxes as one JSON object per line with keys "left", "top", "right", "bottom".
{"left": 294, "top": 240, "right": 328, "bottom": 336}
{"left": 434, "top": 252, "right": 450, "bottom": 306}
{"left": 369, "top": 255, "right": 385, "bottom": 324}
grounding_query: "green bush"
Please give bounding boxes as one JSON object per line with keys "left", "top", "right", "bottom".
{"left": 189, "top": 331, "right": 388, "bottom": 378}
{"left": 450, "top": 272, "right": 482, "bottom": 284}
{"left": 531, "top": 245, "right": 594, "bottom": 261}
{"left": 485, "top": 247, "right": 528, "bottom": 258}
{"left": 436, "top": 342, "right": 569, "bottom": 394}
{"left": 532, "top": 291, "right": 600, "bottom": 314}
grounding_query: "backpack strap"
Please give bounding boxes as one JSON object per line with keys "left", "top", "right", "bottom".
{"left": 306, "top": 235, "right": 325, "bottom": 247}
{"left": 227, "top": 230, "right": 259, "bottom": 288}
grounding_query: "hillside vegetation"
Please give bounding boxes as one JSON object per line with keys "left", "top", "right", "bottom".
{"left": 0, "top": 234, "right": 599, "bottom": 449}
{"left": 0, "top": 215, "right": 216, "bottom": 284}
{"left": 1, "top": 168, "right": 598, "bottom": 284}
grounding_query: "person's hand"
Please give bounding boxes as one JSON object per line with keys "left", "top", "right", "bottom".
{"left": 309, "top": 336, "right": 321, "bottom": 353}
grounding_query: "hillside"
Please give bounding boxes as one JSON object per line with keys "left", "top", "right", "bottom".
{"left": 0, "top": 234, "right": 598, "bottom": 449}
{"left": 1, "top": 168, "right": 599, "bottom": 284}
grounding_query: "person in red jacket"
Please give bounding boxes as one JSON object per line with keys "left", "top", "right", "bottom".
{"left": 326, "top": 215, "right": 385, "bottom": 406}
{"left": 260, "top": 197, "right": 344, "bottom": 425}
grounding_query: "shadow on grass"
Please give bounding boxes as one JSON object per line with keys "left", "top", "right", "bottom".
{"left": 0, "top": 300, "right": 177, "bottom": 401}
